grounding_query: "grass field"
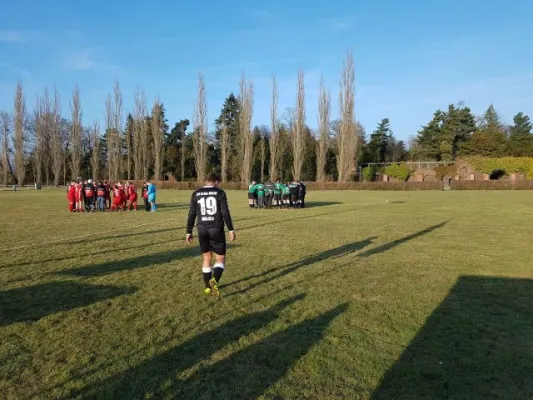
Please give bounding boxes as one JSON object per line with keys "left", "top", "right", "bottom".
{"left": 1, "top": 189, "right": 532, "bottom": 400}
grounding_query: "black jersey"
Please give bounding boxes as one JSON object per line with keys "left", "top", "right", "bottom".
{"left": 186, "top": 186, "right": 234, "bottom": 234}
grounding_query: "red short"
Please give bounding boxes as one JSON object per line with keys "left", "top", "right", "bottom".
{"left": 129, "top": 195, "right": 137, "bottom": 203}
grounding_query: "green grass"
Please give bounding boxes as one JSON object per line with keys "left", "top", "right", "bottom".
{"left": 1, "top": 189, "right": 532, "bottom": 399}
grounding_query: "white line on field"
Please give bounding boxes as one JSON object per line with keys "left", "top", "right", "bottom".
{"left": 0, "top": 218, "right": 177, "bottom": 252}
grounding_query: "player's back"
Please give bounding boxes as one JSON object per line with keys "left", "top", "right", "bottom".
{"left": 191, "top": 186, "right": 230, "bottom": 232}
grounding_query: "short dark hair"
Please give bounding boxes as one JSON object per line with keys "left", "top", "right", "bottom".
{"left": 206, "top": 172, "right": 220, "bottom": 183}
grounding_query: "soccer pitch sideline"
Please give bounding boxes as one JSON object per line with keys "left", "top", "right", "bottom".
{"left": 1, "top": 189, "right": 532, "bottom": 399}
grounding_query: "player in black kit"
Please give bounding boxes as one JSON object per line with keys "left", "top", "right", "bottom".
{"left": 186, "top": 172, "right": 236, "bottom": 297}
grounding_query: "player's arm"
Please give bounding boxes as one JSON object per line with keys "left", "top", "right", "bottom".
{"left": 220, "top": 191, "right": 236, "bottom": 241}
{"left": 186, "top": 193, "right": 197, "bottom": 243}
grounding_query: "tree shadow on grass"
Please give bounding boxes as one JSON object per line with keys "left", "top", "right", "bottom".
{"left": 56, "top": 244, "right": 240, "bottom": 277}
{"left": 0, "top": 281, "right": 136, "bottom": 327}
{"left": 239, "top": 205, "right": 360, "bottom": 233}
{"left": 303, "top": 201, "right": 343, "bottom": 208}
{"left": 3, "top": 240, "right": 171, "bottom": 269}
{"left": 371, "top": 275, "right": 533, "bottom": 400}
{"left": 61, "top": 216, "right": 257, "bottom": 246}
{"left": 68, "top": 294, "right": 309, "bottom": 400}
{"left": 174, "top": 302, "right": 349, "bottom": 400}
{"left": 358, "top": 221, "right": 449, "bottom": 259}
{"left": 224, "top": 238, "right": 376, "bottom": 297}
{"left": 155, "top": 203, "right": 190, "bottom": 212}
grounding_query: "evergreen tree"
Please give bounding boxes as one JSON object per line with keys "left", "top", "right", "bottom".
{"left": 416, "top": 104, "right": 476, "bottom": 160}
{"left": 214, "top": 93, "right": 240, "bottom": 180}
{"left": 416, "top": 111, "right": 442, "bottom": 160}
{"left": 165, "top": 119, "right": 189, "bottom": 178}
{"left": 464, "top": 104, "right": 506, "bottom": 157}
{"left": 367, "top": 118, "right": 392, "bottom": 162}
{"left": 507, "top": 112, "right": 533, "bottom": 156}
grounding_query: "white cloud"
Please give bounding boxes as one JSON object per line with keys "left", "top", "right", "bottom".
{"left": 323, "top": 17, "right": 357, "bottom": 32}
{"left": 64, "top": 47, "right": 121, "bottom": 74}
{"left": 66, "top": 47, "right": 100, "bottom": 70}
{"left": 0, "top": 31, "right": 23, "bottom": 43}
{"left": 0, "top": 62, "right": 31, "bottom": 78}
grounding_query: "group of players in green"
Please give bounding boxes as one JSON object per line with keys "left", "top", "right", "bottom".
{"left": 247, "top": 179, "right": 307, "bottom": 209}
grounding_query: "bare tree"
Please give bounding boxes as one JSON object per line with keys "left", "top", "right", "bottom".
{"left": 260, "top": 129, "right": 266, "bottom": 182}
{"left": 70, "top": 85, "right": 82, "bottom": 180}
{"left": 112, "top": 80, "right": 123, "bottom": 180}
{"left": 14, "top": 82, "right": 26, "bottom": 186}
{"left": 269, "top": 76, "right": 279, "bottom": 181}
{"left": 40, "top": 88, "right": 53, "bottom": 185}
{"left": 151, "top": 98, "right": 164, "bottom": 180}
{"left": 220, "top": 122, "right": 229, "bottom": 182}
{"left": 104, "top": 94, "right": 114, "bottom": 180}
{"left": 337, "top": 49, "right": 357, "bottom": 182}
{"left": 133, "top": 88, "right": 147, "bottom": 180}
{"left": 181, "top": 131, "right": 186, "bottom": 182}
{"left": 90, "top": 121, "right": 101, "bottom": 180}
{"left": 105, "top": 80, "right": 123, "bottom": 181}
{"left": 291, "top": 69, "right": 306, "bottom": 181}
{"left": 239, "top": 73, "right": 254, "bottom": 183}
{"left": 51, "top": 89, "right": 62, "bottom": 185}
{"left": 192, "top": 72, "right": 208, "bottom": 183}
{"left": 316, "top": 76, "right": 330, "bottom": 182}
{"left": 33, "top": 94, "right": 44, "bottom": 184}
{"left": 1, "top": 112, "right": 11, "bottom": 186}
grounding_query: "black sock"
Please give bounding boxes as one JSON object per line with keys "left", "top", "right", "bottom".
{"left": 213, "top": 267, "right": 223, "bottom": 283}
{"left": 203, "top": 272, "right": 212, "bottom": 288}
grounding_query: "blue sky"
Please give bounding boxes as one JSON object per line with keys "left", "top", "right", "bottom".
{"left": 1, "top": 0, "right": 532, "bottom": 142}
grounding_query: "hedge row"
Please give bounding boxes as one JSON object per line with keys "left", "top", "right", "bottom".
{"left": 450, "top": 179, "right": 533, "bottom": 190}
{"left": 11, "top": 179, "right": 533, "bottom": 191}
{"left": 101, "top": 180, "right": 533, "bottom": 190}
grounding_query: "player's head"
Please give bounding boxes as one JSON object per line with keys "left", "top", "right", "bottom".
{"left": 205, "top": 172, "right": 220, "bottom": 186}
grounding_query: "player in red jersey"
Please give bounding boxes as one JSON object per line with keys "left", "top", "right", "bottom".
{"left": 125, "top": 181, "right": 138, "bottom": 211}
{"left": 118, "top": 183, "right": 127, "bottom": 210}
{"left": 104, "top": 180, "right": 111, "bottom": 209}
{"left": 111, "top": 183, "right": 123, "bottom": 211}
{"left": 67, "top": 181, "right": 76, "bottom": 212}
{"left": 75, "top": 181, "right": 84, "bottom": 212}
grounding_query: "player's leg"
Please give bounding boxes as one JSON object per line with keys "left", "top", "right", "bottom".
{"left": 209, "top": 229, "right": 227, "bottom": 297}
{"left": 198, "top": 230, "right": 213, "bottom": 294}
{"left": 202, "top": 251, "right": 213, "bottom": 293}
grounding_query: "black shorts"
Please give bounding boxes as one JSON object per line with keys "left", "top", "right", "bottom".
{"left": 198, "top": 228, "right": 226, "bottom": 255}
{"left": 248, "top": 192, "right": 255, "bottom": 200}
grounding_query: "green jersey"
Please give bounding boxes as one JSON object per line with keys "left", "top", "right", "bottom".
{"left": 274, "top": 182, "right": 282, "bottom": 195}
{"left": 256, "top": 183, "right": 265, "bottom": 196}
{"left": 264, "top": 182, "right": 274, "bottom": 195}
{"left": 281, "top": 184, "right": 290, "bottom": 195}
{"left": 248, "top": 183, "right": 257, "bottom": 193}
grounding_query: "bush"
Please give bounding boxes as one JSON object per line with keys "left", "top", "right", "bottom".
{"left": 461, "top": 157, "right": 533, "bottom": 178}
{"left": 362, "top": 166, "right": 382, "bottom": 181}
{"left": 383, "top": 163, "right": 411, "bottom": 181}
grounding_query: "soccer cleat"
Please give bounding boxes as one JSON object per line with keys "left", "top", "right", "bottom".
{"left": 209, "top": 278, "right": 220, "bottom": 298}
{"left": 204, "top": 288, "right": 212, "bottom": 295}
